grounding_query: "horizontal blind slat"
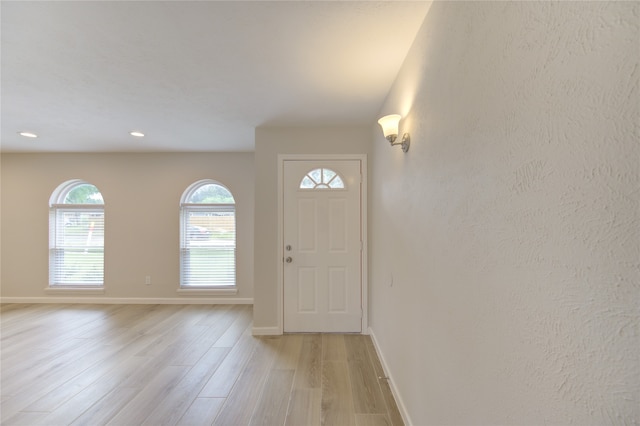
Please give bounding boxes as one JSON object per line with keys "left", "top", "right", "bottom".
{"left": 181, "top": 205, "right": 236, "bottom": 287}
{"left": 51, "top": 208, "right": 104, "bottom": 286}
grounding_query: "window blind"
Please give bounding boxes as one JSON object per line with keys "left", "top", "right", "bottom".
{"left": 180, "top": 205, "right": 236, "bottom": 287}
{"left": 50, "top": 206, "right": 104, "bottom": 286}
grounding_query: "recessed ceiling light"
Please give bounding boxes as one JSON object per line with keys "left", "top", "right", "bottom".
{"left": 130, "top": 131, "right": 145, "bottom": 137}
{"left": 18, "top": 131, "right": 38, "bottom": 138}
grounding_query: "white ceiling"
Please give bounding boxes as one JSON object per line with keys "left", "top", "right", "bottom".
{"left": 1, "top": 1, "right": 430, "bottom": 153}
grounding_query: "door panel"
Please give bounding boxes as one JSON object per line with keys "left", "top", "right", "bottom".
{"left": 283, "top": 160, "right": 362, "bottom": 333}
{"left": 328, "top": 199, "right": 347, "bottom": 252}
{"left": 328, "top": 267, "right": 347, "bottom": 313}
{"left": 297, "top": 199, "right": 317, "bottom": 252}
{"left": 298, "top": 267, "right": 317, "bottom": 313}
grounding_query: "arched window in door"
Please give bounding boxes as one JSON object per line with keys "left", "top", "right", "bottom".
{"left": 299, "top": 168, "right": 345, "bottom": 189}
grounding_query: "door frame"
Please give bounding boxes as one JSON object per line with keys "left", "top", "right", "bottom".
{"left": 277, "top": 154, "right": 368, "bottom": 335}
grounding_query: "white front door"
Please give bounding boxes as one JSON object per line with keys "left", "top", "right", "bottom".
{"left": 283, "top": 160, "right": 362, "bottom": 333}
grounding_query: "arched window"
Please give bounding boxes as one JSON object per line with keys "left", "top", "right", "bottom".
{"left": 299, "top": 168, "right": 345, "bottom": 189}
{"left": 180, "top": 180, "right": 236, "bottom": 288}
{"left": 49, "top": 180, "right": 104, "bottom": 287}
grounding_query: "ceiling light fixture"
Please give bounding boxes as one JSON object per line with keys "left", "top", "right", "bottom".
{"left": 377, "top": 114, "right": 409, "bottom": 153}
{"left": 18, "top": 131, "right": 38, "bottom": 138}
{"left": 130, "top": 131, "right": 145, "bottom": 137}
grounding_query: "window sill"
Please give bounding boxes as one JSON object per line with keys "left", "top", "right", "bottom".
{"left": 44, "top": 286, "right": 105, "bottom": 295}
{"left": 176, "top": 287, "right": 238, "bottom": 296}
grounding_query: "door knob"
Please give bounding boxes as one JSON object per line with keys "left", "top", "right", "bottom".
{"left": 285, "top": 257, "right": 293, "bottom": 263}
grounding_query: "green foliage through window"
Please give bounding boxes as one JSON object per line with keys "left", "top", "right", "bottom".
{"left": 187, "top": 184, "right": 235, "bottom": 204}
{"left": 64, "top": 184, "right": 104, "bottom": 204}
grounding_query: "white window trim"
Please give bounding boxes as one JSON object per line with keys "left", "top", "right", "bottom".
{"left": 44, "top": 286, "right": 105, "bottom": 295}
{"left": 176, "top": 287, "right": 238, "bottom": 296}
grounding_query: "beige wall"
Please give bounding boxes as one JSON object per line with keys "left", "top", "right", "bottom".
{"left": 370, "top": 2, "right": 639, "bottom": 424}
{"left": 1, "top": 152, "right": 254, "bottom": 301}
{"left": 252, "top": 126, "right": 370, "bottom": 330}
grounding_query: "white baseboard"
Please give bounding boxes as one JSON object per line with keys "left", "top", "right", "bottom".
{"left": 368, "top": 327, "right": 413, "bottom": 426}
{"left": 0, "top": 297, "right": 253, "bottom": 305}
{"left": 251, "top": 326, "right": 282, "bottom": 336}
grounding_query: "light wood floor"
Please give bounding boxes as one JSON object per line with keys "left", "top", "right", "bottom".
{"left": 0, "top": 304, "right": 403, "bottom": 426}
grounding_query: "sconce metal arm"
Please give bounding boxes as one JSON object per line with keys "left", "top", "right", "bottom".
{"left": 387, "top": 133, "right": 410, "bottom": 153}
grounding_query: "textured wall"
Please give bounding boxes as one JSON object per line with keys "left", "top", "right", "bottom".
{"left": 370, "top": 2, "right": 639, "bottom": 424}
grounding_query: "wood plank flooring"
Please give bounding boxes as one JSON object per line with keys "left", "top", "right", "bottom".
{"left": 0, "top": 304, "right": 403, "bottom": 426}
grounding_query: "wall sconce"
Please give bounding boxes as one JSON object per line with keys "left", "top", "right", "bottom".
{"left": 377, "top": 114, "right": 410, "bottom": 152}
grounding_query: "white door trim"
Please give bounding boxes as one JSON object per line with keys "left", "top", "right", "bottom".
{"left": 277, "top": 154, "right": 368, "bottom": 335}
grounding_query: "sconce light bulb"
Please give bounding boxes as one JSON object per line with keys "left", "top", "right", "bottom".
{"left": 377, "top": 114, "right": 409, "bottom": 153}
{"left": 378, "top": 114, "right": 401, "bottom": 141}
